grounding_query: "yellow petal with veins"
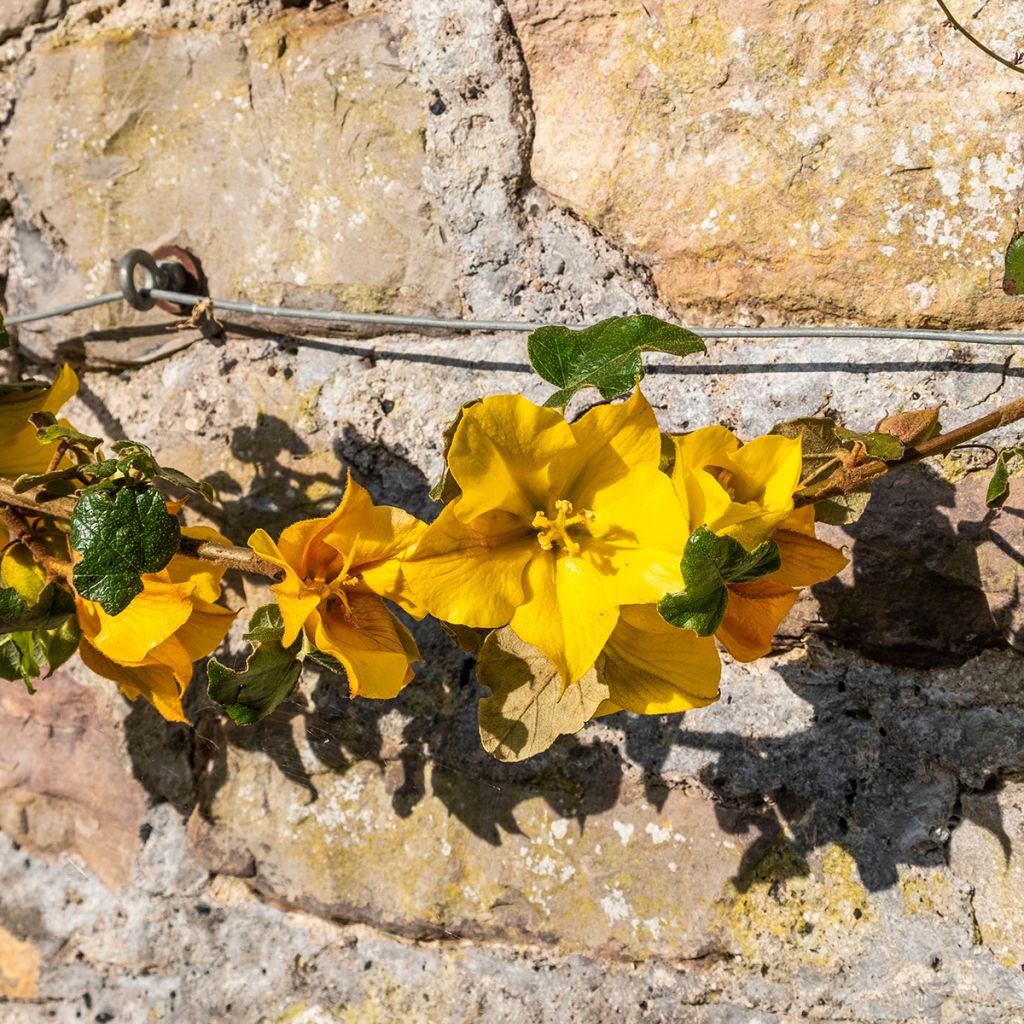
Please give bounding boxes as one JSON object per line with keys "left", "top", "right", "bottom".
{"left": 601, "top": 604, "right": 721, "bottom": 714}
{"left": 446, "top": 394, "right": 575, "bottom": 522}
{"left": 404, "top": 501, "right": 533, "bottom": 628}
{"left": 78, "top": 581, "right": 196, "bottom": 664}
{"left": 554, "top": 388, "right": 661, "bottom": 497}
{"left": 312, "top": 592, "right": 421, "bottom": 699}
{"left": 717, "top": 580, "right": 799, "bottom": 662}
{"left": 78, "top": 638, "right": 189, "bottom": 724}
{"left": 508, "top": 550, "right": 619, "bottom": 685}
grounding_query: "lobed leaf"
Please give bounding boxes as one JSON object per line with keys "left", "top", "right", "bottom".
{"left": 658, "top": 527, "right": 781, "bottom": 636}
{"left": 207, "top": 605, "right": 304, "bottom": 725}
{"left": 70, "top": 486, "right": 181, "bottom": 615}
{"left": 477, "top": 627, "right": 610, "bottom": 762}
{"left": 527, "top": 315, "right": 705, "bottom": 407}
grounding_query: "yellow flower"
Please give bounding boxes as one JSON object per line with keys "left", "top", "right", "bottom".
{"left": 76, "top": 526, "right": 236, "bottom": 722}
{"left": 0, "top": 366, "right": 78, "bottom": 477}
{"left": 405, "top": 389, "right": 686, "bottom": 684}
{"left": 671, "top": 424, "right": 802, "bottom": 550}
{"left": 670, "top": 425, "right": 847, "bottom": 662}
{"left": 717, "top": 505, "right": 847, "bottom": 661}
{"left": 248, "top": 474, "right": 427, "bottom": 700}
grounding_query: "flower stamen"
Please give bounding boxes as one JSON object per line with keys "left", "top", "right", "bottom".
{"left": 532, "top": 499, "right": 596, "bottom": 557}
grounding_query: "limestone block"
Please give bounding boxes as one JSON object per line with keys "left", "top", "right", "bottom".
{"left": 950, "top": 780, "right": 1024, "bottom": 969}
{"left": 6, "top": 6, "right": 459, "bottom": 360}
{"left": 0, "top": 671, "right": 147, "bottom": 888}
{"left": 507, "top": 0, "right": 1024, "bottom": 329}
{"left": 190, "top": 721, "right": 781, "bottom": 959}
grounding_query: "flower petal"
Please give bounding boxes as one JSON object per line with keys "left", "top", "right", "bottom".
{"left": 173, "top": 599, "right": 237, "bottom": 662}
{"left": 586, "top": 466, "right": 686, "bottom": 602}
{"left": 555, "top": 388, "right": 661, "bottom": 496}
{"left": 717, "top": 580, "right": 799, "bottom": 662}
{"left": 322, "top": 473, "right": 426, "bottom": 569}
{"left": 78, "top": 637, "right": 188, "bottom": 723}
{"left": 726, "top": 434, "right": 802, "bottom": 508}
{"left": 509, "top": 550, "right": 619, "bottom": 684}
{"left": 446, "top": 394, "right": 576, "bottom": 522}
{"left": 601, "top": 604, "right": 721, "bottom": 714}
{"left": 770, "top": 529, "right": 848, "bottom": 588}
{"left": 404, "top": 502, "right": 532, "bottom": 628}
{"left": 313, "top": 592, "right": 420, "bottom": 699}
{"left": 77, "top": 581, "right": 196, "bottom": 664}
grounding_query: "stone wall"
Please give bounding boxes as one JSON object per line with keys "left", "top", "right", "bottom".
{"left": 2, "top": 1, "right": 1024, "bottom": 1021}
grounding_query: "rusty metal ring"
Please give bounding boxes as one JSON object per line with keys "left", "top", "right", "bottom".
{"left": 151, "top": 245, "right": 208, "bottom": 315}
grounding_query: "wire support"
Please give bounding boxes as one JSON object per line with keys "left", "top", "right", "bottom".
{"left": 3, "top": 243, "right": 1024, "bottom": 347}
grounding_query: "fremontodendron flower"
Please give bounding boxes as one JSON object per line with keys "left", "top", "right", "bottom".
{"left": 404, "top": 389, "right": 686, "bottom": 685}
{"left": 0, "top": 365, "right": 78, "bottom": 478}
{"left": 248, "top": 473, "right": 427, "bottom": 699}
{"left": 76, "top": 526, "right": 236, "bottom": 722}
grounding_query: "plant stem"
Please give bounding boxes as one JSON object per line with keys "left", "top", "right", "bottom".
{"left": 795, "top": 395, "right": 1024, "bottom": 504}
{"left": 933, "top": 0, "right": 1024, "bottom": 75}
{"left": 0, "top": 504, "right": 73, "bottom": 583}
{"left": 0, "top": 480, "right": 282, "bottom": 582}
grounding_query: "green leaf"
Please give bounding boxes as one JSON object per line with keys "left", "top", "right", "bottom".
{"left": 812, "top": 491, "right": 873, "bottom": 526}
{"left": 207, "top": 605, "right": 304, "bottom": 725}
{"left": 527, "top": 315, "right": 705, "bottom": 407}
{"left": 0, "top": 312, "right": 8, "bottom": 352}
{"left": 658, "top": 527, "right": 781, "bottom": 636}
{"left": 0, "top": 582, "right": 75, "bottom": 633}
{"left": 770, "top": 417, "right": 846, "bottom": 488}
{"left": 37, "top": 616, "right": 81, "bottom": 676}
{"left": 477, "top": 627, "right": 610, "bottom": 762}
{"left": 1004, "top": 231, "right": 1024, "bottom": 295}
{"left": 0, "top": 632, "right": 39, "bottom": 687}
{"left": 833, "top": 427, "right": 905, "bottom": 462}
{"left": 155, "top": 465, "right": 216, "bottom": 502}
{"left": 429, "top": 399, "right": 481, "bottom": 503}
{"left": 70, "top": 486, "right": 181, "bottom": 615}
{"left": 31, "top": 418, "right": 103, "bottom": 451}
{"left": 987, "top": 452, "right": 1012, "bottom": 509}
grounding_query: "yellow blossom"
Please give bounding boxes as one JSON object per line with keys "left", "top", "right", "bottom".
{"left": 248, "top": 473, "right": 427, "bottom": 700}
{"left": 670, "top": 426, "right": 848, "bottom": 661}
{"left": 670, "top": 424, "right": 803, "bottom": 550}
{"left": 405, "top": 389, "right": 687, "bottom": 684}
{"left": 717, "top": 505, "right": 848, "bottom": 661}
{"left": 0, "top": 366, "right": 78, "bottom": 477}
{"left": 76, "top": 526, "right": 236, "bottom": 722}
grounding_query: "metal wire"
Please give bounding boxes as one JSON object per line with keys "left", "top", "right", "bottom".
{"left": 6, "top": 291, "right": 123, "bottom": 326}
{"left": 4, "top": 270, "right": 1024, "bottom": 347}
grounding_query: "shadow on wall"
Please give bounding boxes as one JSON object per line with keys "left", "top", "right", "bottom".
{"left": 121, "top": 423, "right": 1024, "bottom": 896}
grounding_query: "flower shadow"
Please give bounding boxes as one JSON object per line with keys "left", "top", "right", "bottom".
{"left": 645, "top": 465, "right": 1024, "bottom": 893}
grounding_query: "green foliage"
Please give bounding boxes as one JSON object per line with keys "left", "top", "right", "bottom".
{"left": 14, "top": 437, "right": 215, "bottom": 502}
{"left": 1003, "top": 231, "right": 1024, "bottom": 295}
{"left": 207, "top": 605, "right": 304, "bottom": 725}
{"left": 986, "top": 447, "right": 1024, "bottom": 509}
{"left": 0, "top": 581, "right": 75, "bottom": 632}
{"left": 70, "top": 487, "right": 181, "bottom": 615}
{"left": 0, "top": 312, "right": 9, "bottom": 352}
{"left": 658, "top": 527, "right": 781, "bottom": 636}
{"left": 527, "top": 315, "right": 705, "bottom": 407}
{"left": 0, "top": 582, "right": 80, "bottom": 691}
